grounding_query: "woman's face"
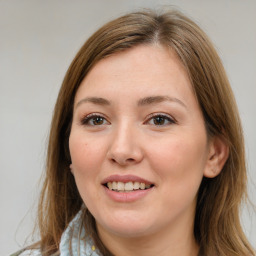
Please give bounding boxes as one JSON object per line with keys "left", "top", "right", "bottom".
{"left": 69, "top": 45, "right": 212, "bottom": 239}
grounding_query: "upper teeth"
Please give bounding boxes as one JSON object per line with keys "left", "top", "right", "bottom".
{"left": 107, "top": 181, "right": 151, "bottom": 192}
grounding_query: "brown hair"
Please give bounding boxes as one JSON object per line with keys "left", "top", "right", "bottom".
{"left": 35, "top": 9, "right": 255, "bottom": 255}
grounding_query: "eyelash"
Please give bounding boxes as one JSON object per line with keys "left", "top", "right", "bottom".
{"left": 144, "top": 113, "right": 176, "bottom": 126}
{"left": 80, "top": 113, "right": 109, "bottom": 126}
{"left": 80, "top": 113, "right": 176, "bottom": 127}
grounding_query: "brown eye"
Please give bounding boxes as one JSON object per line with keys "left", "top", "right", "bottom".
{"left": 81, "top": 114, "right": 109, "bottom": 126}
{"left": 146, "top": 114, "right": 175, "bottom": 126}
{"left": 92, "top": 116, "right": 104, "bottom": 125}
{"left": 153, "top": 116, "right": 166, "bottom": 125}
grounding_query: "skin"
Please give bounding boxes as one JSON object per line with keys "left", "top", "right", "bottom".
{"left": 69, "top": 44, "right": 228, "bottom": 256}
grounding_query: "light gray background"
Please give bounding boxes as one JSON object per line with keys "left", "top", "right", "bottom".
{"left": 1, "top": 0, "right": 255, "bottom": 255}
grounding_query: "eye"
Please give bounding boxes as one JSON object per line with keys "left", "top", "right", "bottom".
{"left": 81, "top": 114, "right": 109, "bottom": 126}
{"left": 145, "top": 114, "right": 175, "bottom": 126}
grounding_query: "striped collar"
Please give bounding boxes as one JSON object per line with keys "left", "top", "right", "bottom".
{"left": 59, "top": 209, "right": 101, "bottom": 256}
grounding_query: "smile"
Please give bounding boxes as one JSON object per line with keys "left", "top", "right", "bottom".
{"left": 105, "top": 181, "right": 153, "bottom": 192}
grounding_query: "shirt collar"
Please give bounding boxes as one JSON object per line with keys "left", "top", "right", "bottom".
{"left": 59, "top": 209, "right": 101, "bottom": 256}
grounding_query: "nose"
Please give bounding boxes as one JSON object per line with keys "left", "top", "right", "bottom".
{"left": 107, "top": 122, "right": 143, "bottom": 166}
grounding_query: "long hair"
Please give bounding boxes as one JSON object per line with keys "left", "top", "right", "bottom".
{"left": 36, "top": 9, "right": 255, "bottom": 255}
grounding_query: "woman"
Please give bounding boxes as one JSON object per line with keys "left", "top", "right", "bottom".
{"left": 14, "top": 9, "right": 255, "bottom": 256}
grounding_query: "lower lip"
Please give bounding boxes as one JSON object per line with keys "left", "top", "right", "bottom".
{"left": 103, "top": 186, "right": 154, "bottom": 202}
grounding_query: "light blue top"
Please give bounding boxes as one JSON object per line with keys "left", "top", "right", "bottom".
{"left": 13, "top": 209, "right": 101, "bottom": 256}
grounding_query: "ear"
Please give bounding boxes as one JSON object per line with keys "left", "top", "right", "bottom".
{"left": 203, "top": 136, "right": 229, "bottom": 178}
{"left": 70, "top": 163, "right": 74, "bottom": 175}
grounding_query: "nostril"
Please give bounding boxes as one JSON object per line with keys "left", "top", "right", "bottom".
{"left": 110, "top": 157, "right": 135, "bottom": 165}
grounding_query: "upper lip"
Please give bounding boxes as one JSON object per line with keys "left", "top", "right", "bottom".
{"left": 101, "top": 174, "right": 154, "bottom": 185}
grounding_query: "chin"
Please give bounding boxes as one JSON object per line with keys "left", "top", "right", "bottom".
{"left": 104, "top": 223, "right": 154, "bottom": 238}
{"left": 96, "top": 211, "right": 157, "bottom": 238}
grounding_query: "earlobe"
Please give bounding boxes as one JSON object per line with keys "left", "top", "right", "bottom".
{"left": 70, "top": 164, "right": 74, "bottom": 175}
{"left": 203, "top": 136, "right": 229, "bottom": 178}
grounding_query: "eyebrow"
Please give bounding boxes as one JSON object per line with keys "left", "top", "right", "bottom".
{"left": 75, "top": 97, "right": 111, "bottom": 109}
{"left": 138, "top": 95, "right": 187, "bottom": 109}
{"left": 75, "top": 95, "right": 187, "bottom": 109}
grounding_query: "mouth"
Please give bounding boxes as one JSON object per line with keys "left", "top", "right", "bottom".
{"left": 103, "top": 181, "right": 154, "bottom": 192}
{"left": 101, "top": 174, "right": 155, "bottom": 193}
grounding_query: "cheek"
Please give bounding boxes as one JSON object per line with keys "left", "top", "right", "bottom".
{"left": 147, "top": 135, "right": 207, "bottom": 185}
{"left": 147, "top": 136, "right": 207, "bottom": 214}
{"left": 69, "top": 132, "right": 104, "bottom": 203}
{"left": 69, "top": 132, "right": 104, "bottom": 174}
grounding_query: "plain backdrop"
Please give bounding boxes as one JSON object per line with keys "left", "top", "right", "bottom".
{"left": 1, "top": 0, "right": 255, "bottom": 255}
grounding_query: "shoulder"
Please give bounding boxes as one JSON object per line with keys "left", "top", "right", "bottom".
{"left": 10, "top": 249, "right": 41, "bottom": 256}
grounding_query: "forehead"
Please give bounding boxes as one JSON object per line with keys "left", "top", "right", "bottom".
{"left": 75, "top": 44, "right": 194, "bottom": 103}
